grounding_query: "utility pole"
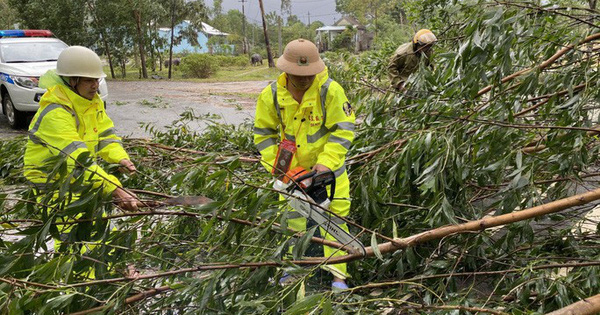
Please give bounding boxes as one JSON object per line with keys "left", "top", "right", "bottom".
{"left": 240, "top": 0, "right": 247, "bottom": 54}
{"left": 278, "top": 17, "right": 282, "bottom": 56}
{"left": 308, "top": 12, "right": 310, "bottom": 25}
{"left": 259, "top": 0, "right": 274, "bottom": 67}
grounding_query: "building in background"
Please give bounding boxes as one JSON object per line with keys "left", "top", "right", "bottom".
{"left": 316, "top": 16, "right": 373, "bottom": 53}
{"left": 158, "top": 20, "right": 231, "bottom": 54}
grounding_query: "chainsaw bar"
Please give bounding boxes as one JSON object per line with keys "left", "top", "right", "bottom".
{"left": 289, "top": 192, "right": 367, "bottom": 256}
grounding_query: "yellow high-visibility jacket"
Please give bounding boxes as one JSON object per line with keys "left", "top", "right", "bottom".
{"left": 254, "top": 68, "right": 355, "bottom": 278}
{"left": 24, "top": 70, "right": 128, "bottom": 195}
{"left": 254, "top": 68, "right": 355, "bottom": 213}
{"left": 254, "top": 69, "right": 354, "bottom": 181}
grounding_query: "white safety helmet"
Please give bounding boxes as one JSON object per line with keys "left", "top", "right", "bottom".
{"left": 56, "top": 46, "right": 106, "bottom": 79}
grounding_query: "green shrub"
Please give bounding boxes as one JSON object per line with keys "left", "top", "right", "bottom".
{"left": 212, "top": 55, "right": 249, "bottom": 68}
{"left": 180, "top": 54, "right": 218, "bottom": 78}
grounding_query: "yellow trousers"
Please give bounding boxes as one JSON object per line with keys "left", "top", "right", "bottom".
{"left": 284, "top": 171, "right": 351, "bottom": 279}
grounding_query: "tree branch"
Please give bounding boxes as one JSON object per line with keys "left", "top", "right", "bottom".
{"left": 475, "top": 32, "right": 600, "bottom": 99}
{"left": 546, "top": 293, "right": 600, "bottom": 315}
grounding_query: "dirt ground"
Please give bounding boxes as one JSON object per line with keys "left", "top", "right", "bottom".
{"left": 0, "top": 79, "right": 271, "bottom": 139}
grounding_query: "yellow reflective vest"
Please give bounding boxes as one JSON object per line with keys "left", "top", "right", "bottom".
{"left": 253, "top": 68, "right": 355, "bottom": 185}
{"left": 24, "top": 70, "right": 129, "bottom": 195}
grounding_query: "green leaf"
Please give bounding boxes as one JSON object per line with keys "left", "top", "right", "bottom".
{"left": 39, "top": 293, "right": 75, "bottom": 313}
{"left": 292, "top": 226, "right": 316, "bottom": 260}
{"left": 283, "top": 293, "right": 323, "bottom": 315}
{"left": 371, "top": 232, "right": 383, "bottom": 261}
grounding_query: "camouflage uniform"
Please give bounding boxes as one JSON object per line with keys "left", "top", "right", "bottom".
{"left": 387, "top": 42, "right": 431, "bottom": 89}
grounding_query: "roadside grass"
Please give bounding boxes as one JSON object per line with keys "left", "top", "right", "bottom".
{"left": 104, "top": 64, "right": 280, "bottom": 82}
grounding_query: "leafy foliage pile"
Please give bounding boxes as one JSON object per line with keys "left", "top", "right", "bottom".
{"left": 2, "top": 1, "right": 600, "bottom": 314}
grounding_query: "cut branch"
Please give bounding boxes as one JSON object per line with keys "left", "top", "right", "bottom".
{"left": 70, "top": 283, "right": 182, "bottom": 315}
{"left": 44, "top": 210, "right": 353, "bottom": 254}
{"left": 127, "top": 139, "right": 260, "bottom": 163}
{"left": 546, "top": 293, "right": 600, "bottom": 315}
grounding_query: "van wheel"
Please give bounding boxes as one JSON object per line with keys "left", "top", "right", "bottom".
{"left": 3, "top": 93, "right": 26, "bottom": 129}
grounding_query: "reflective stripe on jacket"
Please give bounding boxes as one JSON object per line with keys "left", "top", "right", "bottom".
{"left": 253, "top": 68, "right": 355, "bottom": 176}
{"left": 24, "top": 70, "right": 129, "bottom": 195}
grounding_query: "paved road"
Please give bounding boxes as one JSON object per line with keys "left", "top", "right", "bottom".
{"left": 0, "top": 80, "right": 271, "bottom": 139}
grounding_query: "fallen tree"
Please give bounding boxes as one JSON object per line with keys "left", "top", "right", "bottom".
{"left": 2, "top": 0, "right": 600, "bottom": 313}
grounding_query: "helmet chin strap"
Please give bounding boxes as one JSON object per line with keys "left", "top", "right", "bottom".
{"left": 63, "top": 76, "right": 84, "bottom": 97}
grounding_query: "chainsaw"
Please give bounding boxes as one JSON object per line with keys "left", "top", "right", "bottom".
{"left": 274, "top": 167, "right": 366, "bottom": 256}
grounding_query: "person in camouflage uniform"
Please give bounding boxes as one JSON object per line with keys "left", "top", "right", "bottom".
{"left": 388, "top": 29, "right": 437, "bottom": 90}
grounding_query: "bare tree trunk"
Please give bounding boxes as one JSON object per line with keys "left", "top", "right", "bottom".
{"left": 133, "top": 8, "right": 148, "bottom": 79}
{"left": 168, "top": 0, "right": 175, "bottom": 79}
{"left": 133, "top": 42, "right": 141, "bottom": 79}
{"left": 158, "top": 47, "right": 163, "bottom": 72}
{"left": 148, "top": 22, "right": 156, "bottom": 73}
{"left": 590, "top": 0, "right": 597, "bottom": 10}
{"left": 259, "top": 0, "right": 274, "bottom": 67}
{"left": 102, "top": 35, "right": 116, "bottom": 79}
{"left": 121, "top": 59, "right": 126, "bottom": 78}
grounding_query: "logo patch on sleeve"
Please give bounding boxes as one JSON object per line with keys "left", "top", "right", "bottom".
{"left": 343, "top": 102, "right": 353, "bottom": 116}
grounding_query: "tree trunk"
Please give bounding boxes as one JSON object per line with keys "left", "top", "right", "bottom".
{"left": 259, "top": 0, "right": 274, "bottom": 67}
{"left": 168, "top": 0, "right": 175, "bottom": 79}
{"left": 158, "top": 47, "right": 163, "bottom": 72}
{"left": 148, "top": 21, "right": 156, "bottom": 73}
{"left": 590, "top": 0, "right": 597, "bottom": 10}
{"left": 86, "top": 0, "right": 115, "bottom": 79}
{"left": 121, "top": 59, "right": 126, "bottom": 78}
{"left": 133, "top": 8, "right": 148, "bottom": 79}
{"left": 102, "top": 35, "right": 116, "bottom": 79}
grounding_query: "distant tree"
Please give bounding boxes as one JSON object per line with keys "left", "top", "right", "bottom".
{"left": 159, "top": 0, "right": 207, "bottom": 79}
{"left": 9, "top": 0, "right": 95, "bottom": 46}
{"left": 87, "top": 0, "right": 139, "bottom": 78}
{"left": 286, "top": 14, "right": 302, "bottom": 26}
{"left": 212, "top": 0, "right": 223, "bottom": 17}
{"left": 335, "top": 0, "right": 394, "bottom": 25}
{"left": 0, "top": 0, "right": 20, "bottom": 29}
{"left": 212, "top": 10, "right": 246, "bottom": 54}
{"left": 331, "top": 25, "right": 355, "bottom": 51}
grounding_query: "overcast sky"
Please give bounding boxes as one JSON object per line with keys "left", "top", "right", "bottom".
{"left": 203, "top": 0, "right": 342, "bottom": 25}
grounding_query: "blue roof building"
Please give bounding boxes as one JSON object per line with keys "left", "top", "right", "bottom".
{"left": 158, "top": 20, "right": 230, "bottom": 54}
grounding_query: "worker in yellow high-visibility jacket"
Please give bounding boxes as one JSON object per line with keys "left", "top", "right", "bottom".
{"left": 253, "top": 39, "right": 355, "bottom": 290}
{"left": 24, "top": 47, "right": 139, "bottom": 270}
{"left": 25, "top": 45, "right": 138, "bottom": 209}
